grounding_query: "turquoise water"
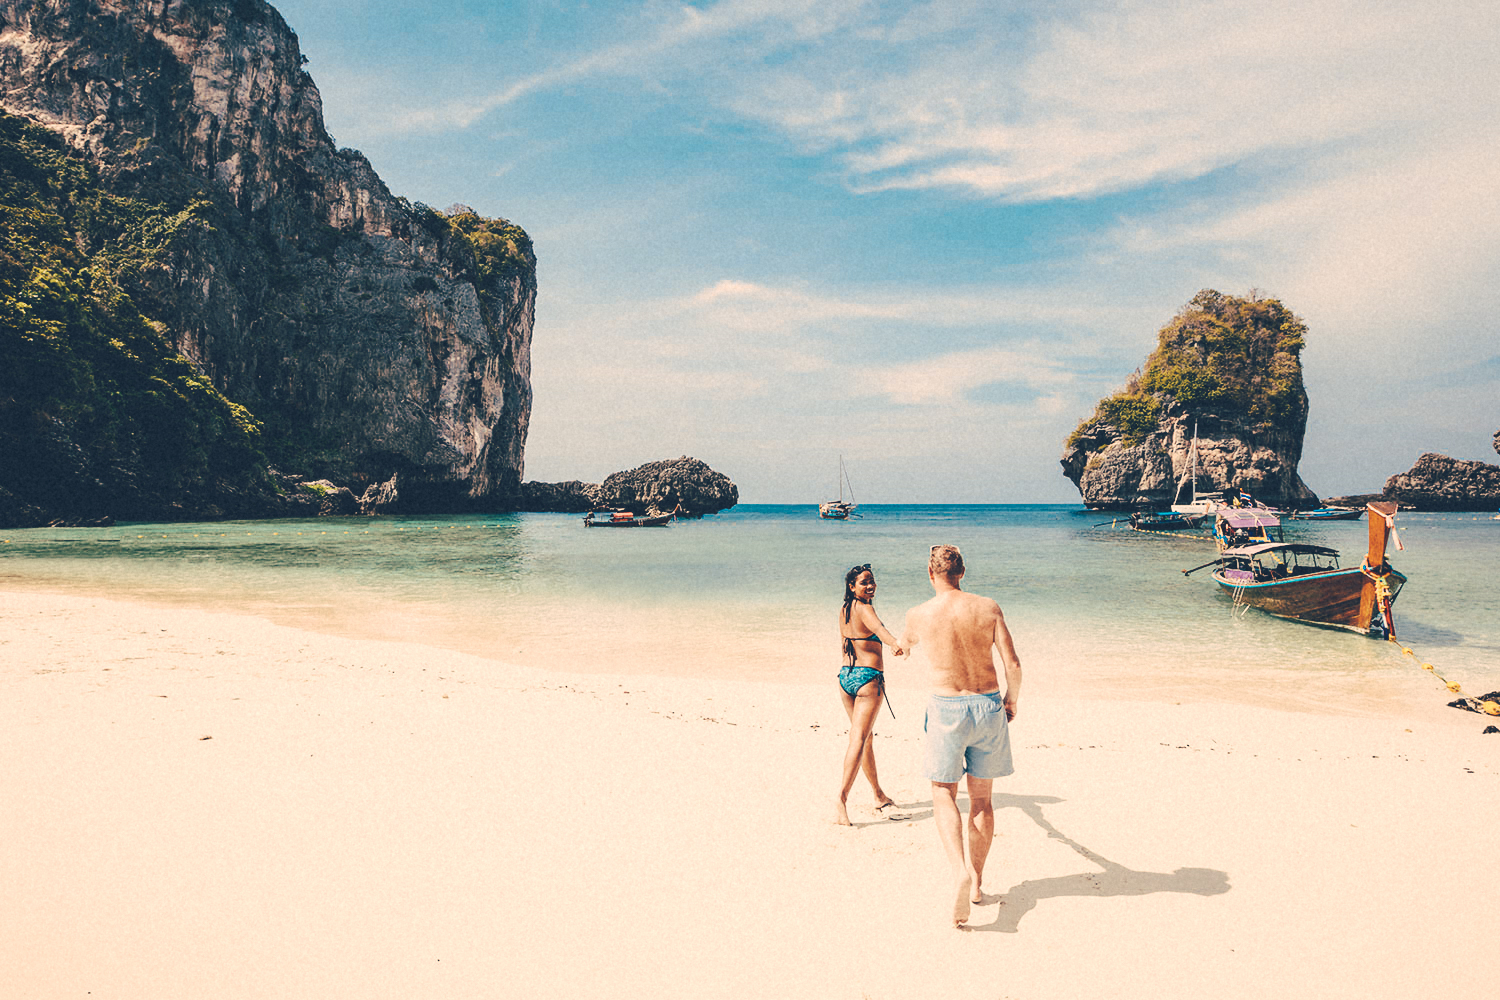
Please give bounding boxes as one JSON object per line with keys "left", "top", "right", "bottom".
{"left": 3, "top": 505, "right": 1496, "bottom": 710}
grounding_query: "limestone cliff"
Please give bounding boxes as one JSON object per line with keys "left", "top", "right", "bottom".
{"left": 1060, "top": 290, "right": 1317, "bottom": 510}
{"left": 0, "top": 0, "right": 534, "bottom": 522}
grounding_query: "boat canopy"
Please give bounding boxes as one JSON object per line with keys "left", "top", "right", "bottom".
{"left": 1220, "top": 512, "right": 1282, "bottom": 529}
{"left": 1221, "top": 541, "right": 1340, "bottom": 558}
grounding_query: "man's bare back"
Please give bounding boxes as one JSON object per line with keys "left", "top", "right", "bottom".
{"left": 905, "top": 590, "right": 1005, "bottom": 695}
{"left": 903, "top": 583, "right": 1021, "bottom": 716}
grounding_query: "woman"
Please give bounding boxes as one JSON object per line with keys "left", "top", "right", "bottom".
{"left": 836, "top": 563, "right": 905, "bottom": 826}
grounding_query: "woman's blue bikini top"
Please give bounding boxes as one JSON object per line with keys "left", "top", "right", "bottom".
{"left": 842, "top": 631, "right": 881, "bottom": 664}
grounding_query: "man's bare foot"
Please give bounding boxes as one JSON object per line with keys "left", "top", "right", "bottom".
{"left": 953, "top": 874, "right": 973, "bottom": 926}
{"left": 835, "top": 802, "right": 852, "bottom": 826}
{"left": 971, "top": 881, "right": 983, "bottom": 904}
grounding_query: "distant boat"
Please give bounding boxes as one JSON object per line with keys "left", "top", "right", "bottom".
{"left": 819, "top": 456, "right": 859, "bottom": 520}
{"left": 1128, "top": 510, "right": 1207, "bottom": 532}
{"left": 1197, "top": 501, "right": 1406, "bottom": 636}
{"left": 583, "top": 507, "right": 676, "bottom": 527}
{"left": 1286, "top": 506, "right": 1365, "bottom": 521}
{"left": 1169, "top": 422, "right": 1222, "bottom": 516}
{"left": 1170, "top": 422, "right": 1278, "bottom": 516}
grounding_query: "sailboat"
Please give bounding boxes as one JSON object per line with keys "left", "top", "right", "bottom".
{"left": 1168, "top": 421, "right": 1277, "bottom": 516}
{"left": 1169, "top": 422, "right": 1220, "bottom": 516}
{"left": 819, "top": 456, "right": 859, "bottom": 520}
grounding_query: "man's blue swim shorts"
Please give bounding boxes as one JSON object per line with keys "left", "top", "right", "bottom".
{"left": 923, "top": 691, "right": 1013, "bottom": 782}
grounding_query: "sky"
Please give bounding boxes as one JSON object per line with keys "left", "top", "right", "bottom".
{"left": 272, "top": 0, "right": 1500, "bottom": 503}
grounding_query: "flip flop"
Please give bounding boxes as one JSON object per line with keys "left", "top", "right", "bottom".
{"left": 874, "top": 802, "right": 909, "bottom": 820}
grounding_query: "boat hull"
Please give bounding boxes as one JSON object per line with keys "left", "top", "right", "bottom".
{"left": 1131, "top": 512, "right": 1205, "bottom": 531}
{"left": 583, "top": 512, "right": 674, "bottom": 527}
{"left": 1287, "top": 507, "right": 1364, "bottom": 521}
{"left": 1211, "top": 566, "right": 1406, "bottom": 634}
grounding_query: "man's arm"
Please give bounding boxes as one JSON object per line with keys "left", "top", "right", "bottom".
{"left": 993, "top": 604, "right": 1022, "bottom": 721}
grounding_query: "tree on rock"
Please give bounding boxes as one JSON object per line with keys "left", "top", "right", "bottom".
{"left": 1060, "top": 290, "right": 1317, "bottom": 510}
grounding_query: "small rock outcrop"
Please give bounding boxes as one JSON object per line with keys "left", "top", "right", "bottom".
{"left": 520, "top": 458, "right": 738, "bottom": 517}
{"left": 1382, "top": 453, "right": 1500, "bottom": 511}
{"left": 518, "top": 480, "right": 601, "bottom": 514}
{"left": 1061, "top": 290, "right": 1318, "bottom": 510}
{"left": 357, "top": 474, "right": 403, "bottom": 516}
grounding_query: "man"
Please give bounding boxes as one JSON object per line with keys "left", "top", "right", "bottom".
{"left": 902, "top": 544, "right": 1022, "bottom": 927}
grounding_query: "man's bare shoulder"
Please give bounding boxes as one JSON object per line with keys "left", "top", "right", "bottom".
{"left": 959, "top": 591, "right": 1002, "bottom": 614}
{"left": 903, "top": 597, "right": 929, "bottom": 627}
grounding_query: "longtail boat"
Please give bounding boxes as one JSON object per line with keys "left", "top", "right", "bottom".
{"left": 1286, "top": 506, "right": 1364, "bottom": 521}
{"left": 1199, "top": 501, "right": 1405, "bottom": 636}
{"left": 583, "top": 508, "right": 676, "bottom": 527}
{"left": 1129, "top": 510, "right": 1207, "bottom": 532}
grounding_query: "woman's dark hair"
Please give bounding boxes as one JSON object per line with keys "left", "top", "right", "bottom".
{"left": 842, "top": 563, "right": 872, "bottom": 623}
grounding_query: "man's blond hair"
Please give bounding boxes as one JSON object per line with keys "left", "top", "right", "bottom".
{"left": 929, "top": 544, "right": 964, "bottom": 579}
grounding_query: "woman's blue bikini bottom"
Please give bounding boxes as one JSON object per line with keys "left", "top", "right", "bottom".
{"left": 838, "top": 665, "right": 884, "bottom": 697}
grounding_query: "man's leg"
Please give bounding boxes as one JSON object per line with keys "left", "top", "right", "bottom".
{"left": 931, "top": 780, "right": 972, "bottom": 926}
{"left": 965, "top": 776, "right": 995, "bottom": 902}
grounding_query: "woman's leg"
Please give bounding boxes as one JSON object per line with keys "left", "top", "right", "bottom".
{"left": 859, "top": 686, "right": 894, "bottom": 808}
{"left": 836, "top": 682, "right": 885, "bottom": 825}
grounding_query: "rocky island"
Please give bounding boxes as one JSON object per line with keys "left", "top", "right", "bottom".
{"left": 1061, "top": 289, "right": 1318, "bottom": 510}
{"left": 1375, "top": 447, "right": 1500, "bottom": 511}
{"left": 520, "top": 457, "right": 739, "bottom": 518}
{"left": 1321, "top": 433, "right": 1500, "bottom": 511}
{"left": 0, "top": 0, "right": 534, "bottom": 527}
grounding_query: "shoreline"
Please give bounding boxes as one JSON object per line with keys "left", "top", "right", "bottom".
{"left": 3, "top": 572, "right": 1482, "bottom": 722}
{"left": 3, "top": 587, "right": 1496, "bottom": 999}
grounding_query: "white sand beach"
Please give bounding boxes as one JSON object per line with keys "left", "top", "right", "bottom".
{"left": 2, "top": 588, "right": 1496, "bottom": 999}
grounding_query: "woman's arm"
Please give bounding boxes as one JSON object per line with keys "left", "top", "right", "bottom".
{"left": 856, "top": 604, "right": 905, "bottom": 656}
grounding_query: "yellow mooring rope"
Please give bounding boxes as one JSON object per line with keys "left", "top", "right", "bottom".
{"left": 1108, "top": 519, "right": 1215, "bottom": 541}
{"left": 1388, "top": 639, "right": 1500, "bottom": 717}
{"left": 1360, "top": 558, "right": 1499, "bottom": 719}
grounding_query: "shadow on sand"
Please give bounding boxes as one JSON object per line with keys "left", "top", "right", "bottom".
{"left": 930, "top": 792, "right": 1231, "bottom": 933}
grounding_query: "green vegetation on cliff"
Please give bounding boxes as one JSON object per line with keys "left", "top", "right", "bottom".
{"left": 445, "top": 210, "right": 533, "bottom": 283}
{"left": 1069, "top": 289, "right": 1308, "bottom": 451}
{"left": 0, "top": 111, "right": 267, "bottom": 510}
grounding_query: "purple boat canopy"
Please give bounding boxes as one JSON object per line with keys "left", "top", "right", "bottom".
{"left": 1222, "top": 541, "right": 1340, "bottom": 557}
{"left": 1220, "top": 512, "right": 1282, "bottom": 529}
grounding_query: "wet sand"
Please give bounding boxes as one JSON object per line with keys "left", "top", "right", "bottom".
{"left": 2, "top": 589, "right": 1495, "bottom": 999}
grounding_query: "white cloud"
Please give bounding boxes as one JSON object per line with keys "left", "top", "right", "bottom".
{"left": 1098, "top": 134, "right": 1500, "bottom": 361}
{"left": 670, "top": 277, "right": 1152, "bottom": 338}
{"left": 734, "top": 0, "right": 1499, "bottom": 203}
{"left": 853, "top": 343, "right": 1075, "bottom": 405}
{"left": 385, "top": 0, "right": 875, "bottom": 132}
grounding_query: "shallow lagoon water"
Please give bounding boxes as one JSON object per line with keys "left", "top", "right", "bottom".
{"left": 3, "top": 504, "right": 1496, "bottom": 714}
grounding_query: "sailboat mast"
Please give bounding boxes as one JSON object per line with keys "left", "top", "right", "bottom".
{"left": 1189, "top": 420, "right": 1198, "bottom": 504}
